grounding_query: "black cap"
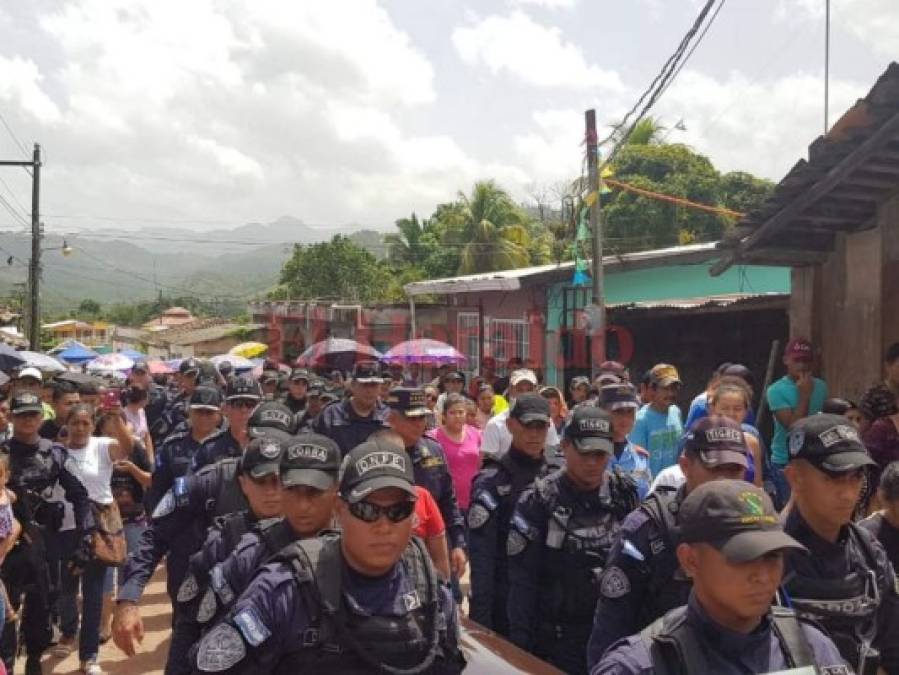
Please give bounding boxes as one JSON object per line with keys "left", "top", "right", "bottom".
{"left": 248, "top": 401, "right": 296, "bottom": 436}
{"left": 339, "top": 437, "right": 417, "bottom": 503}
{"left": 563, "top": 407, "right": 614, "bottom": 453}
{"left": 260, "top": 369, "right": 280, "bottom": 384}
{"left": 240, "top": 437, "right": 284, "bottom": 479}
{"left": 179, "top": 357, "right": 201, "bottom": 377}
{"left": 508, "top": 393, "right": 551, "bottom": 424}
{"left": 289, "top": 368, "right": 311, "bottom": 382}
{"left": 385, "top": 387, "right": 429, "bottom": 418}
{"left": 682, "top": 416, "right": 749, "bottom": 469}
{"left": 189, "top": 386, "right": 223, "bottom": 411}
{"left": 226, "top": 376, "right": 262, "bottom": 402}
{"left": 599, "top": 383, "right": 639, "bottom": 411}
{"left": 11, "top": 392, "right": 43, "bottom": 415}
{"left": 352, "top": 360, "right": 384, "bottom": 384}
{"left": 132, "top": 360, "right": 149, "bottom": 373}
{"left": 679, "top": 480, "right": 807, "bottom": 562}
{"left": 788, "top": 413, "right": 877, "bottom": 473}
{"left": 281, "top": 433, "right": 341, "bottom": 490}
{"left": 308, "top": 379, "right": 325, "bottom": 397}
{"left": 442, "top": 370, "right": 464, "bottom": 383}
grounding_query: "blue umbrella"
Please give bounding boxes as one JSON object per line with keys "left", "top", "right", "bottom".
{"left": 57, "top": 344, "right": 99, "bottom": 364}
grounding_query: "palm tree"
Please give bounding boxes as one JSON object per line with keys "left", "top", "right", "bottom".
{"left": 608, "top": 115, "right": 667, "bottom": 147}
{"left": 457, "top": 181, "right": 532, "bottom": 274}
{"left": 384, "top": 213, "right": 425, "bottom": 266}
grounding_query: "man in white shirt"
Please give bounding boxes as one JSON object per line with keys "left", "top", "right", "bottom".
{"left": 481, "top": 369, "right": 559, "bottom": 458}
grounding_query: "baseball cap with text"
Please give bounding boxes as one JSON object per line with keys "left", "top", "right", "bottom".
{"left": 682, "top": 416, "right": 749, "bottom": 470}
{"left": 787, "top": 413, "right": 876, "bottom": 473}
{"left": 281, "top": 433, "right": 341, "bottom": 490}
{"left": 339, "top": 437, "right": 417, "bottom": 503}
{"left": 563, "top": 406, "right": 614, "bottom": 454}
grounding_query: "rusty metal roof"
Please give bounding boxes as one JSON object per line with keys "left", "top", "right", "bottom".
{"left": 712, "top": 62, "right": 899, "bottom": 275}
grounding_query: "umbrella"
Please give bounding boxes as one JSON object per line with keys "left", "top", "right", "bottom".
{"left": 228, "top": 342, "right": 269, "bottom": 359}
{"left": 210, "top": 354, "right": 254, "bottom": 371}
{"left": 0, "top": 343, "right": 25, "bottom": 372}
{"left": 146, "top": 359, "right": 174, "bottom": 375}
{"left": 86, "top": 353, "right": 135, "bottom": 372}
{"left": 17, "top": 351, "right": 66, "bottom": 373}
{"left": 57, "top": 344, "right": 100, "bottom": 365}
{"left": 296, "top": 337, "right": 382, "bottom": 371}
{"left": 118, "top": 349, "right": 147, "bottom": 361}
{"left": 55, "top": 371, "right": 103, "bottom": 389}
{"left": 382, "top": 339, "right": 466, "bottom": 366}
{"left": 166, "top": 358, "right": 183, "bottom": 372}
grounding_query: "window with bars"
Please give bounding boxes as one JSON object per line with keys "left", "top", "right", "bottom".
{"left": 457, "top": 312, "right": 480, "bottom": 365}
{"left": 489, "top": 318, "right": 529, "bottom": 363}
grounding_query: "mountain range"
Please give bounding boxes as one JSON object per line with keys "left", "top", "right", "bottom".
{"left": 0, "top": 217, "right": 389, "bottom": 315}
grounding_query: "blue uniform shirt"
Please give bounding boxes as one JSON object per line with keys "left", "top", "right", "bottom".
{"left": 592, "top": 593, "right": 849, "bottom": 674}
{"left": 312, "top": 398, "right": 389, "bottom": 455}
{"left": 191, "top": 546, "right": 461, "bottom": 673}
{"left": 146, "top": 430, "right": 207, "bottom": 510}
{"left": 408, "top": 437, "right": 466, "bottom": 550}
{"left": 191, "top": 427, "right": 243, "bottom": 472}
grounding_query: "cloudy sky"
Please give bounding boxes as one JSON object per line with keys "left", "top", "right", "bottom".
{"left": 0, "top": 0, "right": 894, "bottom": 235}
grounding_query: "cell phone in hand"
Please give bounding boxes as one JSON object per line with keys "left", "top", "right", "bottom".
{"left": 102, "top": 389, "right": 121, "bottom": 410}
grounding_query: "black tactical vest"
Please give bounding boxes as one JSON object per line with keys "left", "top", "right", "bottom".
{"left": 534, "top": 473, "right": 631, "bottom": 627}
{"left": 208, "top": 458, "right": 249, "bottom": 520}
{"left": 6, "top": 438, "right": 66, "bottom": 528}
{"left": 783, "top": 522, "right": 883, "bottom": 674}
{"left": 637, "top": 486, "right": 692, "bottom": 628}
{"left": 275, "top": 534, "right": 461, "bottom": 675}
{"left": 642, "top": 605, "right": 816, "bottom": 675}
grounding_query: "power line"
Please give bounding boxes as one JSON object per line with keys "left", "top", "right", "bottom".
{"left": 0, "top": 109, "right": 29, "bottom": 159}
{"left": 655, "top": 0, "right": 727, "bottom": 102}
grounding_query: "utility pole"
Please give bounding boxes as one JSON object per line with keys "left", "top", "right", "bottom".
{"left": 0, "top": 143, "right": 41, "bottom": 350}
{"left": 585, "top": 110, "right": 606, "bottom": 377}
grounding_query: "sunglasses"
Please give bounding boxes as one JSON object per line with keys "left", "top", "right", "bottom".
{"left": 347, "top": 499, "right": 415, "bottom": 523}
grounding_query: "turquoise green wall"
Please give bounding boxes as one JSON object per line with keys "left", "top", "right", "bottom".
{"left": 543, "top": 263, "right": 790, "bottom": 385}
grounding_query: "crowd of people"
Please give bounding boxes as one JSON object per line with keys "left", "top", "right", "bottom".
{"left": 0, "top": 339, "right": 896, "bottom": 674}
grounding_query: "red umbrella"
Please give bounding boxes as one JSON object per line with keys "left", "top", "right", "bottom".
{"left": 382, "top": 339, "right": 466, "bottom": 365}
{"left": 296, "top": 338, "right": 382, "bottom": 368}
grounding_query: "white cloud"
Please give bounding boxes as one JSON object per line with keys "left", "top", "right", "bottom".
{"left": 507, "top": 0, "right": 577, "bottom": 9}
{"left": 452, "top": 11, "right": 623, "bottom": 91}
{"left": 0, "top": 55, "right": 62, "bottom": 124}
{"left": 778, "top": 0, "right": 899, "bottom": 57}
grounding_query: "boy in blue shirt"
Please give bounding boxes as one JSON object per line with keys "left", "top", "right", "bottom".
{"left": 765, "top": 338, "right": 828, "bottom": 507}
{"left": 629, "top": 364, "right": 684, "bottom": 477}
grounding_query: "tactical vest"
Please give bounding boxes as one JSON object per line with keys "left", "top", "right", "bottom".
{"left": 534, "top": 473, "right": 633, "bottom": 628}
{"left": 643, "top": 605, "right": 816, "bottom": 675}
{"left": 637, "top": 486, "right": 692, "bottom": 628}
{"left": 6, "top": 439, "right": 66, "bottom": 529}
{"left": 275, "top": 534, "right": 460, "bottom": 675}
{"left": 783, "top": 522, "right": 883, "bottom": 674}
{"left": 208, "top": 458, "right": 249, "bottom": 520}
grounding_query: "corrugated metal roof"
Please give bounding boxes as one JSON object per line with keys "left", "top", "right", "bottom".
{"left": 404, "top": 242, "right": 719, "bottom": 296}
{"left": 608, "top": 292, "right": 788, "bottom": 311}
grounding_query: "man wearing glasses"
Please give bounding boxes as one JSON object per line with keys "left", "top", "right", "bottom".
{"left": 192, "top": 377, "right": 263, "bottom": 471}
{"left": 190, "top": 437, "right": 465, "bottom": 674}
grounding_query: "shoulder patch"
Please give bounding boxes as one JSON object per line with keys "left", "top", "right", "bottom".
{"left": 196, "top": 623, "right": 246, "bottom": 672}
{"left": 232, "top": 606, "right": 271, "bottom": 647}
{"left": 177, "top": 573, "right": 199, "bottom": 603}
{"left": 507, "top": 530, "right": 528, "bottom": 556}
{"left": 197, "top": 588, "right": 217, "bottom": 624}
{"left": 467, "top": 504, "right": 491, "bottom": 530}
{"left": 621, "top": 539, "right": 646, "bottom": 562}
{"left": 151, "top": 490, "right": 175, "bottom": 519}
{"left": 211, "top": 565, "right": 235, "bottom": 605}
{"left": 510, "top": 513, "right": 532, "bottom": 536}
{"left": 600, "top": 566, "right": 631, "bottom": 599}
{"left": 820, "top": 667, "right": 851, "bottom": 675}
{"left": 476, "top": 490, "right": 498, "bottom": 511}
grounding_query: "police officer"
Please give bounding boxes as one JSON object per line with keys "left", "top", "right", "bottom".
{"left": 281, "top": 368, "right": 309, "bottom": 415}
{"left": 114, "top": 436, "right": 284, "bottom": 660}
{"left": 600, "top": 383, "right": 652, "bottom": 499}
{"left": 587, "top": 416, "right": 749, "bottom": 668}
{"left": 507, "top": 407, "right": 638, "bottom": 674}
{"left": 593, "top": 480, "right": 850, "bottom": 674}
{"left": 385, "top": 387, "right": 468, "bottom": 579}
{"left": 0, "top": 392, "right": 93, "bottom": 675}
{"left": 259, "top": 370, "right": 280, "bottom": 401}
{"left": 468, "top": 393, "right": 558, "bottom": 636}
{"left": 295, "top": 379, "right": 326, "bottom": 433}
{"left": 313, "top": 360, "right": 389, "bottom": 454}
{"left": 246, "top": 400, "right": 296, "bottom": 444}
{"left": 153, "top": 357, "right": 203, "bottom": 444}
{"left": 147, "top": 385, "right": 223, "bottom": 512}
{"left": 192, "top": 377, "right": 262, "bottom": 471}
{"left": 166, "top": 436, "right": 295, "bottom": 675}
{"left": 782, "top": 413, "right": 899, "bottom": 674}
{"left": 192, "top": 433, "right": 341, "bottom": 641}
{"left": 190, "top": 436, "right": 465, "bottom": 674}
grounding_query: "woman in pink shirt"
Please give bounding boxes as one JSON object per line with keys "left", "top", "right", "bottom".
{"left": 430, "top": 393, "right": 482, "bottom": 511}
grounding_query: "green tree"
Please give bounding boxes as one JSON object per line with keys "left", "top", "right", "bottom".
{"left": 384, "top": 213, "right": 427, "bottom": 267}
{"left": 457, "top": 181, "right": 532, "bottom": 274}
{"left": 77, "top": 298, "right": 101, "bottom": 316}
{"left": 719, "top": 171, "right": 775, "bottom": 214}
{"left": 272, "top": 235, "right": 391, "bottom": 302}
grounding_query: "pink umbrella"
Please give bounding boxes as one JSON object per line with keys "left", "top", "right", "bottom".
{"left": 382, "top": 339, "right": 466, "bottom": 365}
{"left": 146, "top": 359, "right": 174, "bottom": 375}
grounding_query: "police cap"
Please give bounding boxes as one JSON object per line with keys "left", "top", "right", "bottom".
{"left": 385, "top": 387, "right": 429, "bottom": 418}
{"left": 682, "top": 416, "right": 749, "bottom": 470}
{"left": 788, "top": 413, "right": 877, "bottom": 473}
{"left": 281, "top": 433, "right": 340, "bottom": 490}
{"left": 339, "top": 437, "right": 416, "bottom": 503}
{"left": 563, "top": 406, "right": 614, "bottom": 454}
{"left": 240, "top": 437, "right": 284, "bottom": 479}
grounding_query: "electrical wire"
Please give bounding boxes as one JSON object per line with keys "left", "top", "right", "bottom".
{"left": 655, "top": 0, "right": 727, "bottom": 102}
{"left": 0, "top": 109, "right": 29, "bottom": 159}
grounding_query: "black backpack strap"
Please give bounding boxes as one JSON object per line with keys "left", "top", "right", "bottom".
{"left": 640, "top": 607, "right": 691, "bottom": 675}
{"left": 770, "top": 607, "right": 816, "bottom": 669}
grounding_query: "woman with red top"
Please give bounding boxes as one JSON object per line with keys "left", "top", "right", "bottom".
{"left": 430, "top": 393, "right": 482, "bottom": 513}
